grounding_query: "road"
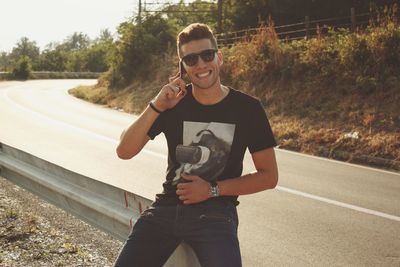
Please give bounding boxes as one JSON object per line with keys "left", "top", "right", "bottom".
{"left": 0, "top": 80, "right": 399, "bottom": 266}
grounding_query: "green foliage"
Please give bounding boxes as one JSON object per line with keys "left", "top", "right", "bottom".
{"left": 162, "top": 0, "right": 218, "bottom": 29}
{"left": 0, "top": 52, "right": 11, "bottom": 71}
{"left": 12, "top": 56, "right": 32, "bottom": 80}
{"left": 83, "top": 44, "right": 111, "bottom": 72}
{"left": 221, "top": 10, "right": 400, "bottom": 96}
{"left": 365, "top": 20, "right": 400, "bottom": 78}
{"left": 33, "top": 30, "right": 114, "bottom": 73}
{"left": 37, "top": 49, "right": 68, "bottom": 71}
{"left": 9, "top": 37, "right": 40, "bottom": 70}
{"left": 59, "top": 32, "right": 91, "bottom": 52}
{"left": 109, "top": 15, "right": 177, "bottom": 88}
{"left": 2, "top": 0, "right": 399, "bottom": 83}
{"left": 224, "top": 0, "right": 271, "bottom": 30}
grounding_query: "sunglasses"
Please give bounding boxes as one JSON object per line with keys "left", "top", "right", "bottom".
{"left": 181, "top": 49, "right": 218, "bottom": 66}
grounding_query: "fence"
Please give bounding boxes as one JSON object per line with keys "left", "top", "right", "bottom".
{"left": 216, "top": 8, "right": 378, "bottom": 47}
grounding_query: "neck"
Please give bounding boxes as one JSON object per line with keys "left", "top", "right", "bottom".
{"left": 192, "top": 82, "right": 229, "bottom": 105}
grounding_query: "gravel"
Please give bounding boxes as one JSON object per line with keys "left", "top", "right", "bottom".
{"left": 0, "top": 176, "right": 123, "bottom": 267}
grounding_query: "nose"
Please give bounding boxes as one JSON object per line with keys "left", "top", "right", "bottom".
{"left": 196, "top": 55, "right": 208, "bottom": 67}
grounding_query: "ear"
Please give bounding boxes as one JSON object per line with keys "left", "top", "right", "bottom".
{"left": 217, "top": 50, "right": 223, "bottom": 67}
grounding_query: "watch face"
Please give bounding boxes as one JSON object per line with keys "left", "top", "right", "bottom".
{"left": 210, "top": 185, "right": 220, "bottom": 197}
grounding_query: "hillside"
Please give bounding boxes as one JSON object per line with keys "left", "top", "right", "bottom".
{"left": 70, "top": 20, "right": 400, "bottom": 171}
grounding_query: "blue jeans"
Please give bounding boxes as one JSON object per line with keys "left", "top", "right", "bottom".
{"left": 113, "top": 200, "right": 241, "bottom": 267}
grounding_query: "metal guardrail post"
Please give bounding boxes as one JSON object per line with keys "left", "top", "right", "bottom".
{"left": 351, "top": 8, "right": 356, "bottom": 32}
{"left": 305, "top": 16, "right": 310, "bottom": 39}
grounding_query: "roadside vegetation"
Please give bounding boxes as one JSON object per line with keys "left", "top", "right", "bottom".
{"left": 220, "top": 11, "right": 400, "bottom": 169}
{"left": 1, "top": 0, "right": 398, "bottom": 170}
{"left": 0, "top": 31, "right": 114, "bottom": 80}
{"left": 70, "top": 4, "right": 400, "bottom": 170}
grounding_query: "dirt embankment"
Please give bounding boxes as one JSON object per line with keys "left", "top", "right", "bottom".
{"left": 0, "top": 176, "right": 122, "bottom": 267}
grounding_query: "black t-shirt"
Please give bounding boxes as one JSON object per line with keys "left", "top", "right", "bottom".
{"left": 148, "top": 85, "right": 277, "bottom": 206}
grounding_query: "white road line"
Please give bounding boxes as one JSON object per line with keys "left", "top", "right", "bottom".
{"left": 278, "top": 147, "right": 400, "bottom": 176}
{"left": 3, "top": 88, "right": 400, "bottom": 222}
{"left": 277, "top": 186, "right": 400, "bottom": 222}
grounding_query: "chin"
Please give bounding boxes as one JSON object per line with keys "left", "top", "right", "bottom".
{"left": 193, "top": 78, "right": 218, "bottom": 90}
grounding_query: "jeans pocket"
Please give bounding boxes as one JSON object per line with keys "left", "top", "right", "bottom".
{"left": 199, "top": 212, "right": 233, "bottom": 224}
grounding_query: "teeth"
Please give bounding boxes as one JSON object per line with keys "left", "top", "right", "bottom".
{"left": 198, "top": 71, "right": 210, "bottom": 78}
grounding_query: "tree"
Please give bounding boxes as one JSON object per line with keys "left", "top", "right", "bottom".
{"left": 0, "top": 52, "right": 11, "bottom": 71}
{"left": 85, "top": 29, "right": 115, "bottom": 72}
{"left": 59, "top": 32, "right": 91, "bottom": 52}
{"left": 95, "top": 29, "right": 114, "bottom": 43}
{"left": 84, "top": 30, "right": 114, "bottom": 72}
{"left": 221, "top": 0, "right": 399, "bottom": 31}
{"left": 36, "top": 47, "right": 68, "bottom": 71}
{"left": 10, "top": 37, "right": 40, "bottom": 70}
{"left": 223, "top": 0, "right": 271, "bottom": 31}
{"left": 161, "top": 0, "right": 218, "bottom": 30}
{"left": 110, "top": 14, "right": 177, "bottom": 87}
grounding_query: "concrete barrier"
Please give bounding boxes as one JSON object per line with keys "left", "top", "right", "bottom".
{"left": 0, "top": 142, "right": 200, "bottom": 266}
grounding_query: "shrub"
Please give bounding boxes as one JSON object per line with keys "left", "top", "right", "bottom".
{"left": 12, "top": 56, "right": 32, "bottom": 80}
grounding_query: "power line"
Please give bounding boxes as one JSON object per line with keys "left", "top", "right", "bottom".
{"left": 143, "top": 0, "right": 216, "bottom": 12}
{"left": 143, "top": 10, "right": 213, "bottom": 13}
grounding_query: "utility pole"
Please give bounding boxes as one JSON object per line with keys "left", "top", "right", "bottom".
{"left": 138, "top": 0, "right": 142, "bottom": 25}
{"left": 217, "top": 0, "right": 223, "bottom": 34}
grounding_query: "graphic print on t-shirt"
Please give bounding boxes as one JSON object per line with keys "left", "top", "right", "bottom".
{"left": 173, "top": 121, "right": 235, "bottom": 185}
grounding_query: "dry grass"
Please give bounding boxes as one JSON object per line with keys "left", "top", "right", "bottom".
{"left": 69, "top": 15, "right": 400, "bottom": 170}
{"left": 69, "top": 85, "right": 108, "bottom": 105}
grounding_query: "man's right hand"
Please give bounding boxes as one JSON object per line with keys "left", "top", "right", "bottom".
{"left": 152, "top": 72, "right": 187, "bottom": 112}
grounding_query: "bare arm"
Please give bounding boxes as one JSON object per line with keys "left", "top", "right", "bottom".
{"left": 218, "top": 147, "right": 278, "bottom": 196}
{"left": 116, "top": 106, "right": 158, "bottom": 159}
{"left": 176, "top": 147, "right": 278, "bottom": 204}
{"left": 116, "top": 73, "right": 187, "bottom": 160}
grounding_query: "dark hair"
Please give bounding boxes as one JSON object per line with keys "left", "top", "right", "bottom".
{"left": 177, "top": 23, "right": 218, "bottom": 58}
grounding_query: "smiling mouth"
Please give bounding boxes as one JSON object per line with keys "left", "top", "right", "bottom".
{"left": 196, "top": 71, "right": 212, "bottom": 79}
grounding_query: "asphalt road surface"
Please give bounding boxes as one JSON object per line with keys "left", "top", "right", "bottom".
{"left": 0, "top": 80, "right": 399, "bottom": 266}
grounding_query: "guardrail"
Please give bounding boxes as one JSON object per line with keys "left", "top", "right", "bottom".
{"left": 0, "top": 143, "right": 200, "bottom": 266}
{"left": 0, "top": 72, "right": 102, "bottom": 80}
{"left": 0, "top": 72, "right": 10, "bottom": 80}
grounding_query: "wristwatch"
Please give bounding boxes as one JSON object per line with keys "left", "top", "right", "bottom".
{"left": 209, "top": 181, "right": 220, "bottom": 198}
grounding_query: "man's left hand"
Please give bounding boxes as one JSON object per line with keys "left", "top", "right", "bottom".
{"left": 176, "top": 174, "right": 210, "bottom": 205}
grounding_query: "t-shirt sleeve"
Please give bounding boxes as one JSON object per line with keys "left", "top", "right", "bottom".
{"left": 246, "top": 100, "right": 277, "bottom": 153}
{"left": 147, "top": 113, "right": 165, "bottom": 140}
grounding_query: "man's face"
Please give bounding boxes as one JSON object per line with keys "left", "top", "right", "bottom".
{"left": 180, "top": 38, "right": 223, "bottom": 90}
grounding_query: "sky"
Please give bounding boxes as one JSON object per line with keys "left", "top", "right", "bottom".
{"left": 0, "top": 0, "right": 139, "bottom": 53}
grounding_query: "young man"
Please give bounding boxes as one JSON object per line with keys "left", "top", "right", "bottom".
{"left": 114, "top": 23, "right": 278, "bottom": 267}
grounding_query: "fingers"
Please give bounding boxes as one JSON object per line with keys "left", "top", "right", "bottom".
{"left": 167, "top": 84, "right": 180, "bottom": 94}
{"left": 178, "top": 194, "right": 194, "bottom": 205}
{"left": 164, "top": 84, "right": 180, "bottom": 100}
{"left": 181, "top": 174, "right": 198, "bottom": 181}
{"left": 176, "top": 188, "right": 187, "bottom": 195}
{"left": 177, "top": 84, "right": 187, "bottom": 98}
{"left": 176, "top": 183, "right": 188, "bottom": 190}
{"left": 168, "top": 72, "right": 180, "bottom": 83}
{"left": 165, "top": 78, "right": 186, "bottom": 98}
